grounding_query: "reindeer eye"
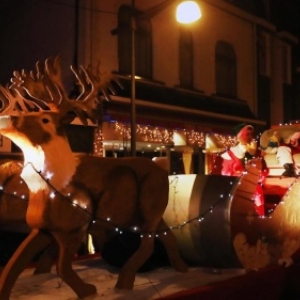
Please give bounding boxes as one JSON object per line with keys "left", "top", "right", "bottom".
{"left": 42, "top": 118, "right": 50, "bottom": 124}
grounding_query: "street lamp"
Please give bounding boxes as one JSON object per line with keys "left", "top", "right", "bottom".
{"left": 176, "top": 1, "right": 202, "bottom": 24}
{"left": 130, "top": 0, "right": 201, "bottom": 156}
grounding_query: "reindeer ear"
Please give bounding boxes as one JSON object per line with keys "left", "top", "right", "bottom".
{"left": 60, "top": 111, "right": 76, "bottom": 125}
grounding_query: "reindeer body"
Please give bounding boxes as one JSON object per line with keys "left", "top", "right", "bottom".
{"left": 0, "top": 57, "right": 187, "bottom": 299}
{"left": 76, "top": 155, "right": 169, "bottom": 224}
{"left": 0, "top": 113, "right": 169, "bottom": 232}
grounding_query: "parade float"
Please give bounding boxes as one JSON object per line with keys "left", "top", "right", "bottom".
{"left": 0, "top": 57, "right": 300, "bottom": 299}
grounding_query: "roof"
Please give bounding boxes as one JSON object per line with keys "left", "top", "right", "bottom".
{"left": 104, "top": 77, "right": 266, "bottom": 133}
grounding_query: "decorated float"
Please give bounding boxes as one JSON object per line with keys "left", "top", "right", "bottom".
{"left": 0, "top": 57, "right": 299, "bottom": 299}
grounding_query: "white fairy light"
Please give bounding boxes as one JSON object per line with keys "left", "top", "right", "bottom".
{"left": 45, "top": 172, "right": 53, "bottom": 180}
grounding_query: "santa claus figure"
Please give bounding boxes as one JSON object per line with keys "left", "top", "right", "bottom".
{"left": 211, "top": 124, "right": 264, "bottom": 216}
{"left": 211, "top": 124, "right": 257, "bottom": 176}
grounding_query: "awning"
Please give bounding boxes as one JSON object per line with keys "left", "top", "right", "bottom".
{"left": 103, "top": 76, "right": 266, "bottom": 134}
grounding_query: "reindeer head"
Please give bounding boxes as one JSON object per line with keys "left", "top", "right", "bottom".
{"left": 0, "top": 56, "right": 120, "bottom": 183}
{"left": 0, "top": 56, "right": 120, "bottom": 146}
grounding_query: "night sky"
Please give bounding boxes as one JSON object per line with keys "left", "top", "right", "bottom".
{"left": 271, "top": 0, "right": 300, "bottom": 36}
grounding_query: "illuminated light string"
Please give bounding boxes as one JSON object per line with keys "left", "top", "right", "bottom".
{"left": 0, "top": 185, "right": 27, "bottom": 200}
{"left": 96, "top": 123, "right": 262, "bottom": 155}
{"left": 0, "top": 163, "right": 278, "bottom": 236}
{"left": 113, "top": 122, "right": 241, "bottom": 147}
{"left": 93, "top": 128, "right": 104, "bottom": 157}
{"left": 278, "top": 177, "right": 299, "bottom": 206}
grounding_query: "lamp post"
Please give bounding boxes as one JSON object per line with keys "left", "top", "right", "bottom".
{"left": 130, "top": 0, "right": 201, "bottom": 157}
{"left": 130, "top": 0, "right": 137, "bottom": 157}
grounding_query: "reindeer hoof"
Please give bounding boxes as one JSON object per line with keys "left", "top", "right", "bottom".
{"left": 115, "top": 278, "right": 134, "bottom": 290}
{"left": 174, "top": 260, "right": 188, "bottom": 273}
{"left": 77, "top": 283, "right": 97, "bottom": 299}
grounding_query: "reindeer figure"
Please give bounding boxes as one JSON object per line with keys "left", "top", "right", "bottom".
{"left": 0, "top": 57, "right": 187, "bottom": 299}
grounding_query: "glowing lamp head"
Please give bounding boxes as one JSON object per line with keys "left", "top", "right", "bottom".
{"left": 176, "top": 1, "right": 201, "bottom": 24}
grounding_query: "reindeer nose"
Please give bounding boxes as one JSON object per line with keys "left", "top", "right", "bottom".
{"left": 0, "top": 116, "right": 11, "bottom": 129}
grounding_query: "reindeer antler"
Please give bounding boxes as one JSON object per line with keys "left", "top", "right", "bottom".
{"left": 0, "top": 56, "right": 122, "bottom": 125}
{"left": 0, "top": 83, "right": 49, "bottom": 114}
{"left": 69, "top": 61, "right": 123, "bottom": 124}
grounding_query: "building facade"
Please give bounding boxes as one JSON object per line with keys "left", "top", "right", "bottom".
{"left": 0, "top": 0, "right": 298, "bottom": 173}
{"left": 72, "top": 1, "right": 297, "bottom": 157}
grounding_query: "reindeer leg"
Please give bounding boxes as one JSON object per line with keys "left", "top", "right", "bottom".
{"left": 115, "top": 218, "right": 188, "bottom": 290}
{"left": 115, "top": 171, "right": 173, "bottom": 289}
{"left": 116, "top": 235, "right": 155, "bottom": 289}
{"left": 53, "top": 230, "right": 97, "bottom": 299}
{"left": 0, "top": 229, "right": 53, "bottom": 300}
{"left": 33, "top": 242, "right": 58, "bottom": 274}
{"left": 156, "top": 219, "right": 188, "bottom": 272}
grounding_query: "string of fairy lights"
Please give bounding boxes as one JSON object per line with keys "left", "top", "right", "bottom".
{"left": 112, "top": 122, "right": 238, "bottom": 148}
{"left": 278, "top": 177, "right": 300, "bottom": 207}
{"left": 93, "top": 122, "right": 240, "bottom": 156}
{"left": 0, "top": 160, "right": 279, "bottom": 239}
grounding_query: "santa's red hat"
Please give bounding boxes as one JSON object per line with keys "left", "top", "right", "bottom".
{"left": 233, "top": 123, "right": 254, "bottom": 136}
{"left": 233, "top": 123, "right": 254, "bottom": 145}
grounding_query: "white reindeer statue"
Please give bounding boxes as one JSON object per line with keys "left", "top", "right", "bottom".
{"left": 0, "top": 57, "right": 187, "bottom": 299}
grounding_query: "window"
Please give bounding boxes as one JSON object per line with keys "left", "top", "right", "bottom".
{"left": 215, "top": 41, "right": 237, "bottom": 97}
{"left": 179, "top": 27, "right": 193, "bottom": 88}
{"left": 117, "top": 5, "right": 152, "bottom": 79}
